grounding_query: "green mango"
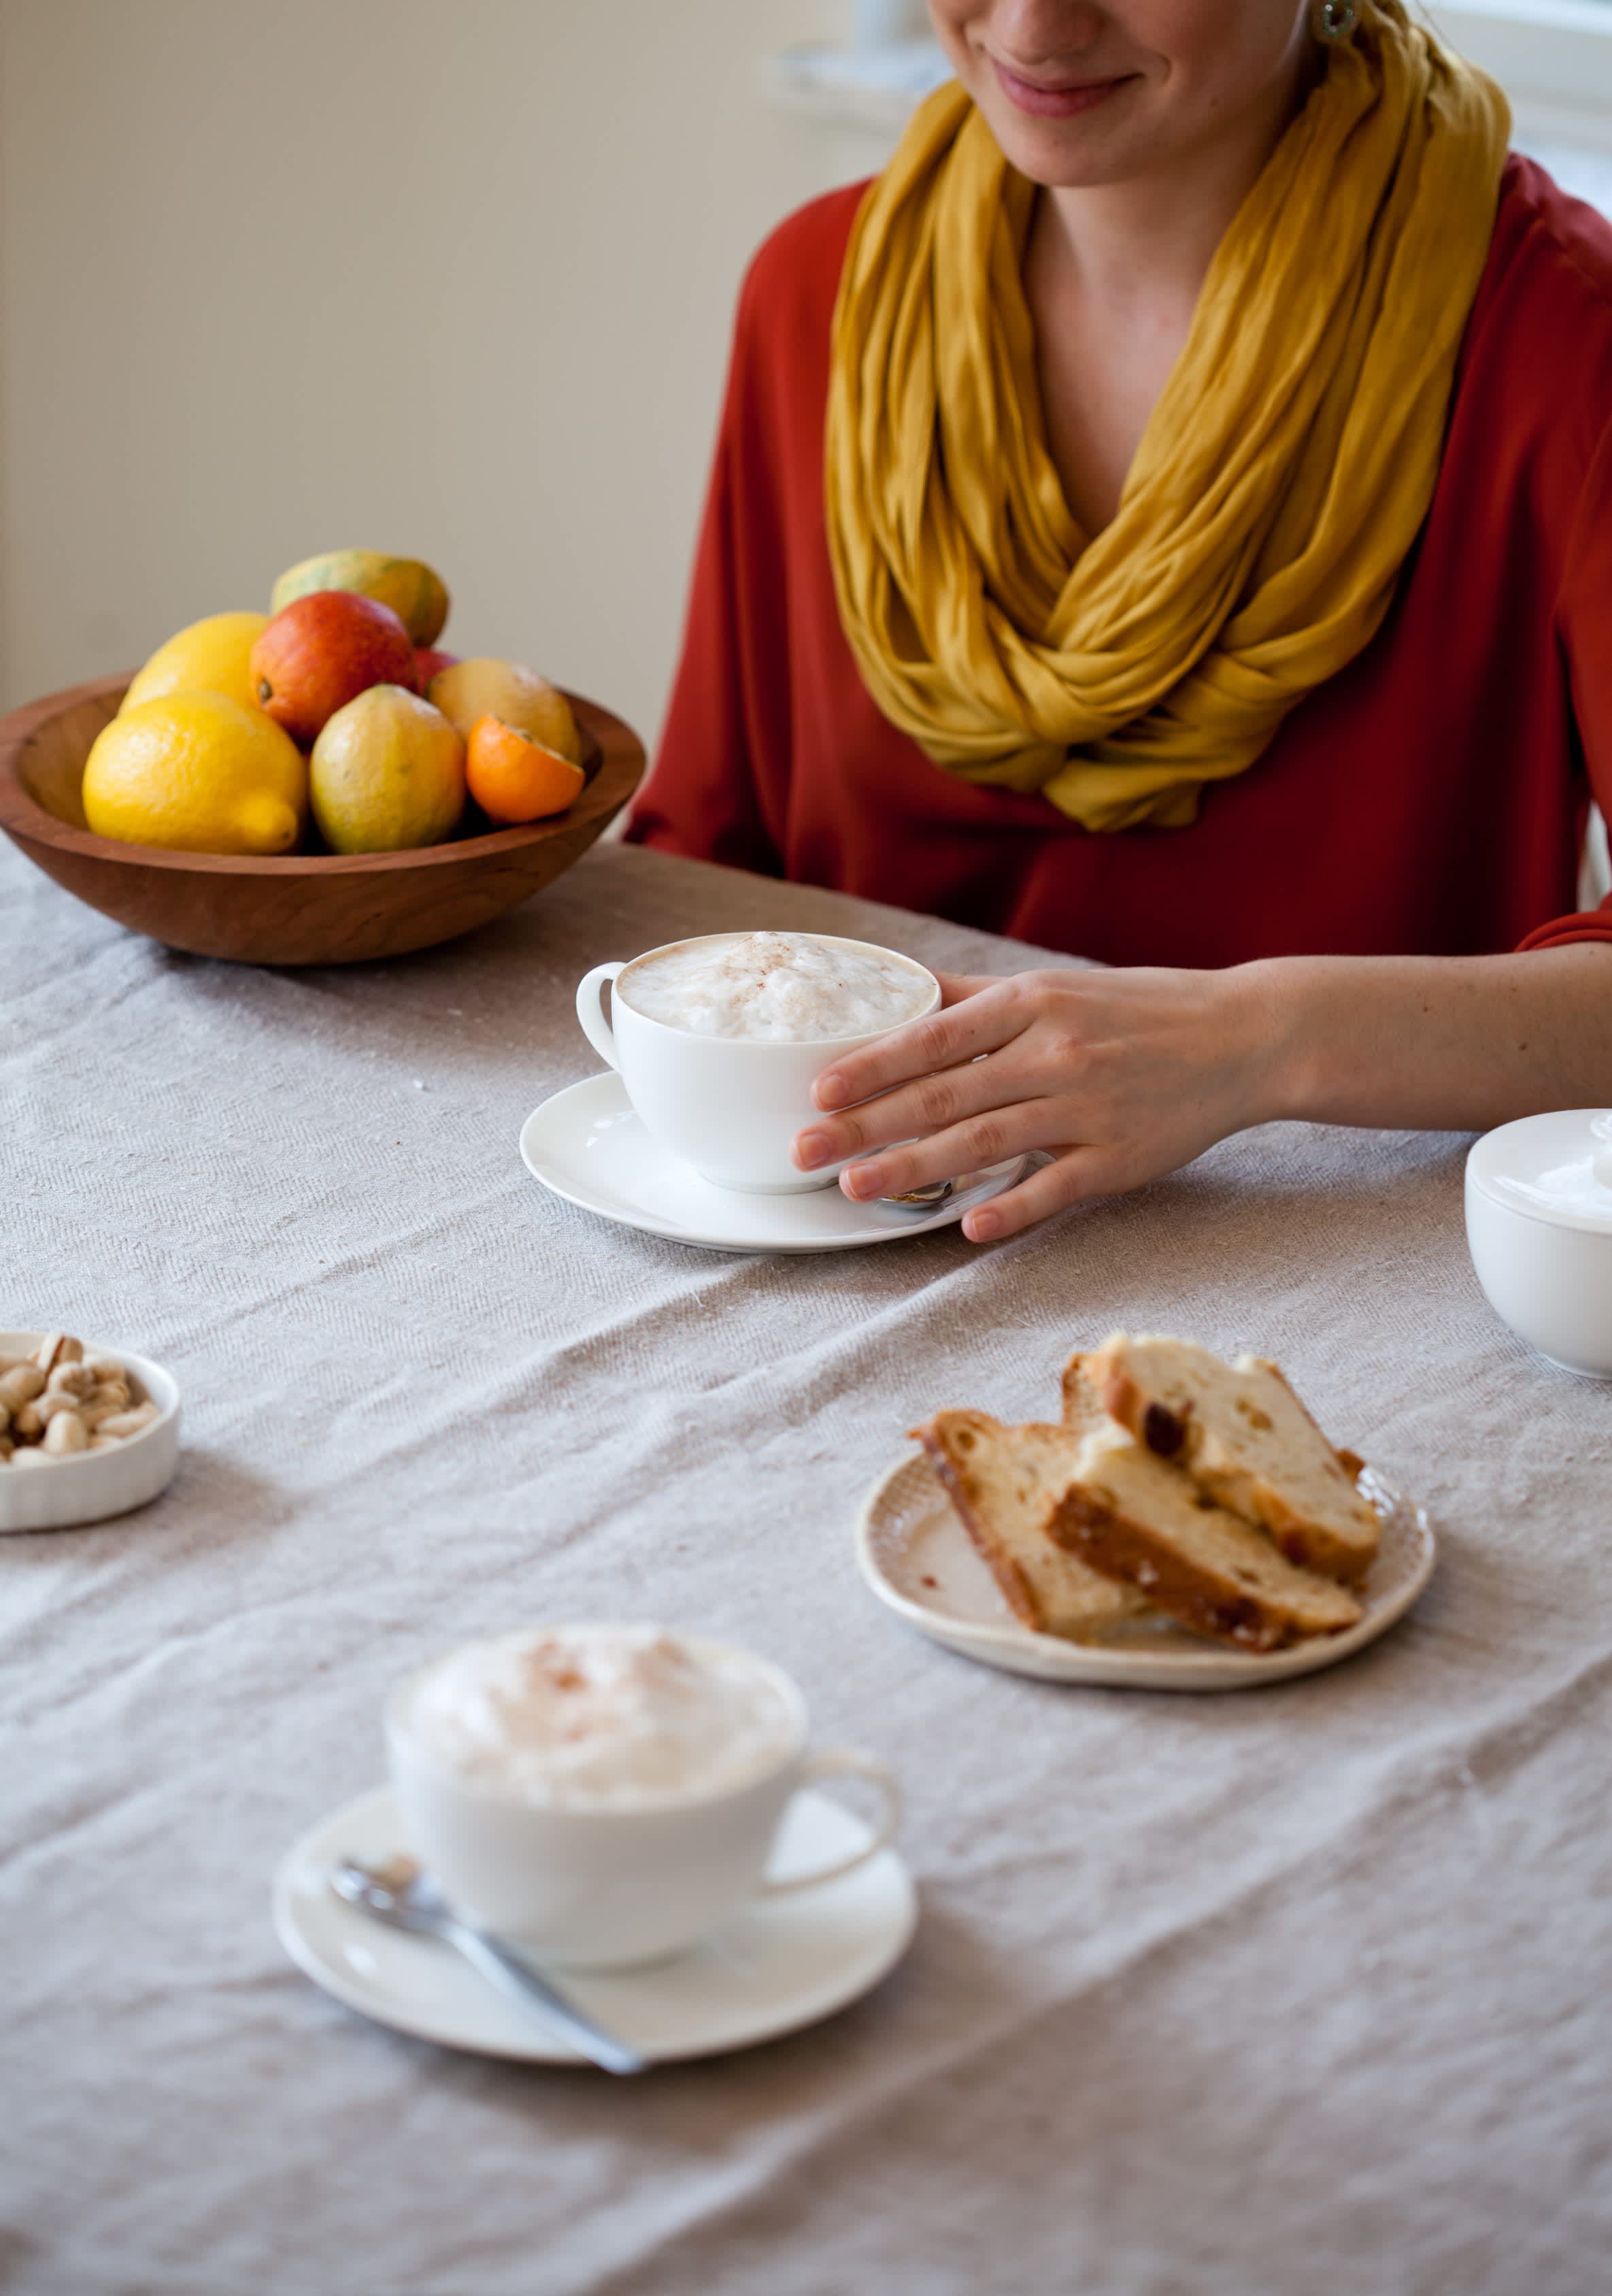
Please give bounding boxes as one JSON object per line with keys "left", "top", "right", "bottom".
{"left": 271, "top": 550, "right": 449, "bottom": 647}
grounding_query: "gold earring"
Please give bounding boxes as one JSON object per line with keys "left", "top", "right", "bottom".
{"left": 1316, "top": 0, "right": 1356, "bottom": 39}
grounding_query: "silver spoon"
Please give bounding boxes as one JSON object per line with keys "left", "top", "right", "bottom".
{"left": 882, "top": 1179, "right": 955, "bottom": 1208}
{"left": 331, "top": 1857, "right": 648, "bottom": 2075}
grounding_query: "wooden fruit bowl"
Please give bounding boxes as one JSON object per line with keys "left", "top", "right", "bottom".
{"left": 0, "top": 673, "right": 645, "bottom": 966}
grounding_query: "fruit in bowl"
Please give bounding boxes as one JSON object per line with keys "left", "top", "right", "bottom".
{"left": 426, "top": 657, "right": 583, "bottom": 765}
{"left": 465, "top": 715, "right": 584, "bottom": 825}
{"left": 54, "top": 547, "right": 603, "bottom": 861}
{"left": 250, "top": 592, "right": 419, "bottom": 746}
{"left": 82, "top": 692, "right": 307, "bottom": 855}
{"left": 0, "top": 678, "right": 643, "bottom": 967}
{"left": 311, "top": 686, "right": 466, "bottom": 854}
{"left": 0, "top": 541, "right": 646, "bottom": 964}
{"left": 271, "top": 550, "right": 449, "bottom": 648}
{"left": 120, "top": 610, "right": 269, "bottom": 717}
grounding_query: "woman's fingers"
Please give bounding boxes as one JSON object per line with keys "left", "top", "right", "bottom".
{"left": 835, "top": 1101, "right": 1063, "bottom": 1201}
{"left": 799, "top": 1048, "right": 1034, "bottom": 1170}
{"left": 809, "top": 975, "right": 1031, "bottom": 1117}
{"left": 961, "top": 1149, "right": 1112, "bottom": 1242}
{"left": 803, "top": 1042, "right": 1065, "bottom": 1176}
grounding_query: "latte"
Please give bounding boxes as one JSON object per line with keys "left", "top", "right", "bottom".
{"left": 402, "top": 1623, "right": 801, "bottom": 1809}
{"left": 618, "top": 930, "right": 933, "bottom": 1044}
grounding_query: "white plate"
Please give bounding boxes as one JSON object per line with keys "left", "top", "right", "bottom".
{"left": 273, "top": 1784, "right": 918, "bottom": 2065}
{"left": 0, "top": 1329, "right": 180, "bottom": 1535}
{"left": 518, "top": 1072, "right": 1033, "bottom": 1254}
{"left": 855, "top": 1450, "right": 1437, "bottom": 1692}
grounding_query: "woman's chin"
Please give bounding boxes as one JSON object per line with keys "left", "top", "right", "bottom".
{"left": 970, "top": 83, "right": 1159, "bottom": 188}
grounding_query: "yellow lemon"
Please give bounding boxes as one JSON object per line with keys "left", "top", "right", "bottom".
{"left": 84, "top": 693, "right": 307, "bottom": 854}
{"left": 309, "top": 684, "right": 465, "bottom": 854}
{"left": 120, "top": 610, "right": 270, "bottom": 716}
{"left": 426, "top": 657, "right": 582, "bottom": 764}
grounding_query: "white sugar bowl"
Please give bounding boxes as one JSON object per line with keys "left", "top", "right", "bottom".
{"left": 1465, "top": 1110, "right": 1612, "bottom": 1378}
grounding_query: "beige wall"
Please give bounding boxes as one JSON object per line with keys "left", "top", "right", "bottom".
{"left": 0, "top": 1, "right": 894, "bottom": 754}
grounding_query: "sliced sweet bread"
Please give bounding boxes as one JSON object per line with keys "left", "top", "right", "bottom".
{"left": 1049, "top": 1425, "right": 1363, "bottom": 1652}
{"left": 914, "top": 1410, "right": 1148, "bottom": 1644}
{"left": 1059, "top": 1351, "right": 1109, "bottom": 1444}
{"left": 1071, "top": 1333, "right": 1379, "bottom": 1587}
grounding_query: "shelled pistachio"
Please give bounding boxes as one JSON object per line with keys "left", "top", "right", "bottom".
{"left": 0, "top": 1333, "right": 158, "bottom": 1466}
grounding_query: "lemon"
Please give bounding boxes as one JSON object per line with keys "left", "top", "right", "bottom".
{"left": 120, "top": 611, "right": 270, "bottom": 716}
{"left": 84, "top": 693, "right": 308, "bottom": 854}
{"left": 309, "top": 684, "right": 465, "bottom": 854}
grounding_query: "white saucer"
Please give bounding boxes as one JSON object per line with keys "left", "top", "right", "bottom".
{"left": 519, "top": 1073, "right": 1032, "bottom": 1253}
{"left": 856, "top": 1450, "right": 1437, "bottom": 1693}
{"left": 273, "top": 1784, "right": 917, "bottom": 2065}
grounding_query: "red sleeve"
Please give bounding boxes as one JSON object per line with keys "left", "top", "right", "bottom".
{"left": 623, "top": 261, "right": 787, "bottom": 878}
{"left": 1518, "top": 404, "right": 1612, "bottom": 950}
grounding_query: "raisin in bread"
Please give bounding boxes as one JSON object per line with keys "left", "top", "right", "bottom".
{"left": 1050, "top": 1425, "right": 1363, "bottom": 1651}
{"left": 915, "top": 1410, "right": 1147, "bottom": 1644}
{"left": 1069, "top": 1334, "right": 1378, "bottom": 1587}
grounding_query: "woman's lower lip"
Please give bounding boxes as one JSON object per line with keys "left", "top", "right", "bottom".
{"left": 991, "top": 60, "right": 1130, "bottom": 118}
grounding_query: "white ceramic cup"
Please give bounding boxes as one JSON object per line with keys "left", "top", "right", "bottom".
{"left": 385, "top": 1635, "right": 901, "bottom": 1969}
{"left": 1465, "top": 1110, "right": 1612, "bottom": 1378}
{"left": 574, "top": 932, "right": 940, "bottom": 1194}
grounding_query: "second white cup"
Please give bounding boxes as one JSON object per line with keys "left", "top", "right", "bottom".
{"left": 386, "top": 1631, "right": 901, "bottom": 1968}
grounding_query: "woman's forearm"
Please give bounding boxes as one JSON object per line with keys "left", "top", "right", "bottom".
{"left": 1248, "top": 944, "right": 1612, "bottom": 1133}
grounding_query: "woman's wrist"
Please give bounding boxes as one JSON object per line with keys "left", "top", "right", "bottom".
{"left": 1231, "top": 952, "right": 1438, "bottom": 1127}
{"left": 1218, "top": 956, "right": 1314, "bottom": 1130}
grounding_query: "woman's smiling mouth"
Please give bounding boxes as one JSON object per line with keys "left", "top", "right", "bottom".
{"left": 990, "top": 58, "right": 1139, "bottom": 118}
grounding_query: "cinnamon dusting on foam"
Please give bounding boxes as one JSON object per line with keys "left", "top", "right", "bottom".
{"left": 405, "top": 1625, "right": 798, "bottom": 1808}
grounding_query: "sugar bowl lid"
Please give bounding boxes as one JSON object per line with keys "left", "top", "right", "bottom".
{"left": 1466, "top": 1108, "right": 1612, "bottom": 1234}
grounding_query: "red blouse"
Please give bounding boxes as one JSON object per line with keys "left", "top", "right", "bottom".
{"left": 627, "top": 157, "right": 1612, "bottom": 968}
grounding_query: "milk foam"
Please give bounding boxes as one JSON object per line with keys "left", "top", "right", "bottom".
{"left": 405, "top": 1625, "right": 799, "bottom": 1808}
{"left": 619, "top": 931, "right": 933, "bottom": 1044}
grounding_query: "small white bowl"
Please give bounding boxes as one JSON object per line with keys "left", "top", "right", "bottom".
{"left": 1465, "top": 1112, "right": 1612, "bottom": 1378}
{"left": 0, "top": 1330, "right": 181, "bottom": 1533}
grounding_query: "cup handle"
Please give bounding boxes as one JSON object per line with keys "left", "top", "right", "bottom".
{"left": 758, "top": 1749, "right": 902, "bottom": 1896}
{"left": 576, "top": 961, "right": 626, "bottom": 1071}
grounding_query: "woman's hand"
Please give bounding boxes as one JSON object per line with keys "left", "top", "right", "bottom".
{"left": 790, "top": 943, "right": 1612, "bottom": 1242}
{"left": 792, "top": 965, "right": 1281, "bottom": 1242}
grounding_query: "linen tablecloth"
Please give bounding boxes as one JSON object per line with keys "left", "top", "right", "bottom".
{"left": 3, "top": 834, "right": 1609, "bottom": 2296}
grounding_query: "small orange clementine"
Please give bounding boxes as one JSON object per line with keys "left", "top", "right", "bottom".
{"left": 465, "top": 713, "right": 584, "bottom": 823}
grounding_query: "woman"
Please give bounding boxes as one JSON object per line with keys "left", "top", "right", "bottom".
{"left": 627, "top": 0, "right": 1612, "bottom": 1242}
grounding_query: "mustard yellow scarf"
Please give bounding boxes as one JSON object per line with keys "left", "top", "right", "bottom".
{"left": 824, "top": 2, "right": 1509, "bottom": 831}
